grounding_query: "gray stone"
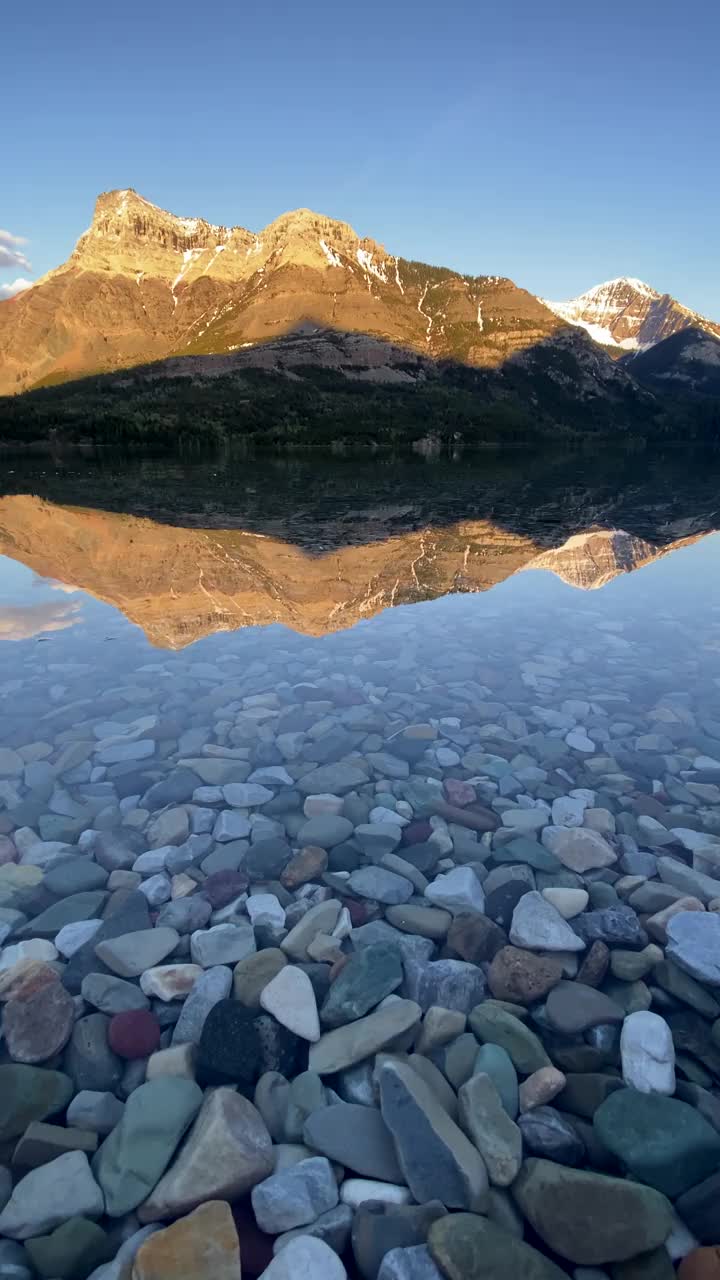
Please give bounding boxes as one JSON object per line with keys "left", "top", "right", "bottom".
{"left": 251, "top": 1156, "right": 339, "bottom": 1233}
{"left": 94, "top": 927, "right": 179, "bottom": 977}
{"left": 92, "top": 1077, "right": 202, "bottom": 1216}
{"left": 666, "top": 911, "right": 720, "bottom": 985}
{"left": 44, "top": 857, "right": 109, "bottom": 896}
{"left": 23, "top": 891, "right": 108, "bottom": 940}
{"left": 348, "top": 867, "right": 413, "bottom": 905}
{"left": 425, "top": 867, "right": 485, "bottom": 914}
{"left": 137, "top": 1086, "right": 274, "bottom": 1221}
{"left": 213, "top": 810, "right": 252, "bottom": 842}
{"left": 310, "top": 1001, "right": 422, "bottom": 1074}
{"left": 65, "top": 1014, "right": 123, "bottom": 1092}
{"left": 0, "top": 1151, "right": 103, "bottom": 1240}
{"left": 274, "top": 1203, "right": 353, "bottom": 1258}
{"left": 172, "top": 965, "right": 232, "bottom": 1044}
{"left": 67, "top": 1090, "right": 125, "bottom": 1135}
{"left": 298, "top": 815, "right": 354, "bottom": 848}
{"left": 428, "top": 1212, "right": 569, "bottom": 1280}
{"left": 304, "top": 1103, "right": 404, "bottom": 1182}
{"left": 378, "top": 1058, "right": 488, "bottom": 1211}
{"left": 299, "top": 764, "right": 369, "bottom": 795}
{"left": 403, "top": 958, "right": 486, "bottom": 1013}
{"left": 545, "top": 982, "right": 625, "bottom": 1034}
{"left": 81, "top": 973, "right": 150, "bottom": 1014}
{"left": 190, "top": 922, "right": 256, "bottom": 967}
{"left": 157, "top": 895, "right": 213, "bottom": 934}
{"left": 457, "top": 1072, "right": 522, "bottom": 1186}
{"left": 320, "top": 944, "right": 403, "bottom": 1027}
{"left": 257, "top": 1236, "right": 347, "bottom": 1280}
{"left": 474, "top": 1043, "right": 520, "bottom": 1117}
{"left": 510, "top": 892, "right": 585, "bottom": 952}
{"left": 352, "top": 1200, "right": 446, "bottom": 1280}
{"left": 378, "top": 1245, "right": 445, "bottom": 1280}
{"left": 354, "top": 824, "right": 403, "bottom": 858}
{"left": 518, "top": 1106, "right": 585, "bottom": 1166}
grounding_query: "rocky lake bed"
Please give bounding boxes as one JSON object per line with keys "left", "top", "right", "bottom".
{"left": 0, "top": 471, "right": 720, "bottom": 1280}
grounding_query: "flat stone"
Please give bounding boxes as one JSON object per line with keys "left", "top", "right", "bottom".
{"left": 572, "top": 904, "right": 648, "bottom": 950}
{"left": 470, "top": 1004, "right": 551, "bottom": 1074}
{"left": 132, "top": 1201, "right": 240, "bottom": 1280}
{"left": 385, "top": 904, "right": 451, "bottom": 940}
{"left": 190, "top": 922, "right": 256, "bottom": 967}
{"left": 172, "top": 965, "right": 232, "bottom": 1045}
{"left": 457, "top": 1072, "right": 522, "bottom": 1186}
{"left": 352, "top": 1201, "right": 446, "bottom": 1280}
{"left": 675, "top": 1173, "right": 720, "bottom": 1246}
{"left": 653, "top": 959, "right": 720, "bottom": 1018}
{"left": 354, "top": 824, "right": 403, "bottom": 858}
{"left": 223, "top": 782, "right": 274, "bottom": 807}
{"left": 298, "top": 764, "right": 369, "bottom": 795}
{"left": 65, "top": 1013, "right": 122, "bottom": 1092}
{"left": 510, "top": 891, "right": 585, "bottom": 951}
{"left": 44, "top": 857, "right": 109, "bottom": 896}
{"left": 518, "top": 1106, "right": 585, "bottom": 1166}
{"left": 260, "top": 965, "right": 321, "bottom": 1042}
{"left": 425, "top": 867, "right": 485, "bottom": 914}
{"left": 541, "top": 887, "right": 589, "bottom": 918}
{"left": 251, "top": 1155, "right": 339, "bottom": 1233}
{"left": 544, "top": 981, "right": 625, "bottom": 1034}
{"left": 621, "top": 1010, "right": 676, "bottom": 1095}
{"left": 594, "top": 1088, "right": 720, "bottom": 1198}
{"left": 493, "top": 836, "right": 562, "bottom": 872}
{"left": 428, "top": 1212, "right": 568, "bottom": 1280}
{"left": 474, "top": 1043, "right": 519, "bottom": 1117}
{"left": 542, "top": 827, "right": 617, "bottom": 872}
{"left": 304, "top": 1103, "right": 404, "bottom": 1182}
{"left": 282, "top": 900, "right": 342, "bottom": 961}
{"left": 320, "top": 943, "right": 403, "bottom": 1027}
{"left": 81, "top": 972, "right": 150, "bottom": 1014}
{"left": 25, "top": 1216, "right": 108, "bottom": 1280}
{"left": 12, "top": 1119, "right": 98, "bottom": 1169}
{"left": 666, "top": 912, "right": 720, "bottom": 986}
{"left": 94, "top": 927, "right": 179, "bottom": 978}
{"left": 0, "top": 1150, "right": 103, "bottom": 1240}
{"left": 138, "top": 1087, "right": 273, "bottom": 1221}
{"left": 3, "top": 971, "right": 75, "bottom": 1063}
{"left": 447, "top": 913, "right": 507, "bottom": 963}
{"left": 92, "top": 1077, "right": 203, "bottom": 1216}
{"left": 488, "top": 946, "right": 564, "bottom": 1004}
{"left": 297, "top": 815, "right": 354, "bottom": 848}
{"left": 403, "top": 957, "right": 486, "bottom": 1013}
{"left": 257, "top": 1236, "right": 347, "bottom": 1280}
{"left": 310, "top": 1000, "right": 422, "bottom": 1074}
{"left": 56, "top": 919, "right": 103, "bottom": 957}
{"left": 213, "top": 810, "right": 251, "bottom": 842}
{"left": 273, "top": 1202, "right": 353, "bottom": 1257}
{"left": 21, "top": 891, "right": 107, "bottom": 940}
{"left": 378, "top": 1058, "right": 488, "bottom": 1211}
{"left": 0, "top": 938, "right": 58, "bottom": 971}
{"left": 139, "top": 964, "right": 202, "bottom": 1001}
{"left": 67, "top": 1090, "right": 125, "bottom": 1135}
{"left": 348, "top": 867, "right": 414, "bottom": 905}
{"left": 511, "top": 1157, "right": 673, "bottom": 1265}
{"left": 234, "top": 949, "right": 288, "bottom": 1008}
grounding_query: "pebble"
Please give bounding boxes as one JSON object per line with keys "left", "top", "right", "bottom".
{"left": 258, "top": 1235, "right": 347, "bottom": 1280}
{"left": 0, "top": 1150, "right": 103, "bottom": 1239}
{"left": 620, "top": 1010, "right": 676, "bottom": 1094}
{"left": 132, "top": 1200, "right": 241, "bottom": 1280}
{"left": 260, "top": 965, "right": 321, "bottom": 1041}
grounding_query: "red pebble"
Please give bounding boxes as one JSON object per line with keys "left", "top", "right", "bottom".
{"left": 344, "top": 898, "right": 371, "bottom": 925}
{"left": 401, "top": 819, "right": 433, "bottom": 846}
{"left": 202, "top": 869, "right": 249, "bottom": 908}
{"left": 444, "top": 778, "right": 477, "bottom": 808}
{"left": 108, "top": 1009, "right": 161, "bottom": 1060}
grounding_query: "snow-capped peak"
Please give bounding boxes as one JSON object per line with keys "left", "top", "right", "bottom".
{"left": 540, "top": 276, "right": 714, "bottom": 351}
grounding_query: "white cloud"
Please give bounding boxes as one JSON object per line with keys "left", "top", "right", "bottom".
{"left": 0, "top": 229, "right": 31, "bottom": 274}
{"left": 0, "top": 277, "right": 33, "bottom": 299}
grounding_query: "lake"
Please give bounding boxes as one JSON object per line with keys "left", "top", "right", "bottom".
{"left": 1, "top": 447, "right": 720, "bottom": 1274}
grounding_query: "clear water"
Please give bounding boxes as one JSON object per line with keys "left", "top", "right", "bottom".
{"left": 1, "top": 449, "right": 719, "bottom": 838}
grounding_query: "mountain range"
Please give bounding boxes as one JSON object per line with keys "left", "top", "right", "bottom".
{"left": 1, "top": 189, "right": 719, "bottom": 442}
{"left": 0, "top": 493, "right": 708, "bottom": 646}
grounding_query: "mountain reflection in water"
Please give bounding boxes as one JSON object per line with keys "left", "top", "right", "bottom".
{"left": 0, "top": 449, "right": 717, "bottom": 649}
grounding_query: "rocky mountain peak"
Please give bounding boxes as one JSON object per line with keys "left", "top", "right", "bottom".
{"left": 543, "top": 277, "right": 720, "bottom": 352}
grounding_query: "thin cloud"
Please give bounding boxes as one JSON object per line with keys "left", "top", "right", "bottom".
{"left": 0, "top": 229, "right": 31, "bottom": 274}
{"left": 0, "top": 277, "right": 33, "bottom": 299}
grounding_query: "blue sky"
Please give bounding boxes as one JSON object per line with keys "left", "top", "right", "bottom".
{"left": 4, "top": 0, "right": 719, "bottom": 314}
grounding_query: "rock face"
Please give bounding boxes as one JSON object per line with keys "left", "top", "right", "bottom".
{"left": 0, "top": 187, "right": 565, "bottom": 395}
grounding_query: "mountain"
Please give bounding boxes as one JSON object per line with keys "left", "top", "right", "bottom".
{"left": 0, "top": 189, "right": 562, "bottom": 396}
{"left": 542, "top": 278, "right": 720, "bottom": 352}
{"left": 626, "top": 327, "right": 720, "bottom": 397}
{"left": 0, "top": 494, "right": 708, "bottom": 646}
